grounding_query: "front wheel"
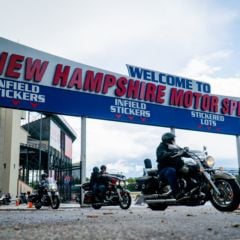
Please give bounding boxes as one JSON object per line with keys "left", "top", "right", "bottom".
{"left": 51, "top": 195, "right": 60, "bottom": 209}
{"left": 119, "top": 191, "right": 131, "bottom": 210}
{"left": 210, "top": 179, "right": 240, "bottom": 212}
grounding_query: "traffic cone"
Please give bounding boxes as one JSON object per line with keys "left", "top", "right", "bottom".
{"left": 28, "top": 201, "right": 33, "bottom": 208}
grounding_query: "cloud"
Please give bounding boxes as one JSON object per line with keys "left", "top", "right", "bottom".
{"left": 1, "top": 0, "right": 238, "bottom": 75}
{"left": 179, "top": 51, "right": 240, "bottom": 97}
{"left": 180, "top": 50, "right": 231, "bottom": 76}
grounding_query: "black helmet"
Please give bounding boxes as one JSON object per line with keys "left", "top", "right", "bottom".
{"left": 162, "top": 132, "right": 175, "bottom": 144}
{"left": 100, "top": 165, "right": 107, "bottom": 171}
{"left": 41, "top": 173, "right": 48, "bottom": 179}
{"left": 93, "top": 166, "right": 99, "bottom": 173}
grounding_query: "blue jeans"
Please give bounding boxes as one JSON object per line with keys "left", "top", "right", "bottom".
{"left": 92, "top": 183, "right": 98, "bottom": 195}
{"left": 159, "top": 167, "right": 180, "bottom": 196}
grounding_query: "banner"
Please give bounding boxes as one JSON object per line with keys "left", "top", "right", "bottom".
{"left": 0, "top": 37, "right": 239, "bottom": 135}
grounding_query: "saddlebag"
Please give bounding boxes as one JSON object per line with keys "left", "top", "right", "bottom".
{"left": 83, "top": 191, "right": 94, "bottom": 204}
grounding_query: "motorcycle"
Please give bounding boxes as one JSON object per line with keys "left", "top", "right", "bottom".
{"left": 136, "top": 146, "right": 240, "bottom": 212}
{"left": 29, "top": 178, "right": 60, "bottom": 209}
{"left": 81, "top": 173, "right": 131, "bottom": 210}
{"left": 0, "top": 191, "right": 11, "bottom": 205}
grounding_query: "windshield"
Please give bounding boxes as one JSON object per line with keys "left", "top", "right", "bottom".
{"left": 47, "top": 178, "right": 58, "bottom": 191}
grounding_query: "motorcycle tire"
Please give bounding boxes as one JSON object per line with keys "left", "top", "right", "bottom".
{"left": 210, "top": 179, "right": 240, "bottom": 212}
{"left": 119, "top": 191, "right": 131, "bottom": 210}
{"left": 35, "top": 201, "right": 42, "bottom": 209}
{"left": 92, "top": 204, "right": 102, "bottom": 209}
{"left": 148, "top": 203, "right": 168, "bottom": 211}
{"left": 51, "top": 196, "right": 60, "bottom": 209}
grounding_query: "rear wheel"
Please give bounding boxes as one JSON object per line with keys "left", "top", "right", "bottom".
{"left": 119, "top": 191, "right": 131, "bottom": 210}
{"left": 148, "top": 203, "right": 168, "bottom": 211}
{"left": 35, "top": 200, "right": 42, "bottom": 209}
{"left": 210, "top": 179, "right": 240, "bottom": 212}
{"left": 92, "top": 204, "right": 102, "bottom": 209}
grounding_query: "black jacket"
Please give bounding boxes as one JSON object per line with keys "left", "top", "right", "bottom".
{"left": 90, "top": 172, "right": 99, "bottom": 188}
{"left": 97, "top": 172, "right": 109, "bottom": 186}
{"left": 156, "top": 142, "right": 184, "bottom": 171}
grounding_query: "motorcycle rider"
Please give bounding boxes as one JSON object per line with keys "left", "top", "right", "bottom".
{"left": 40, "top": 173, "right": 49, "bottom": 187}
{"left": 90, "top": 166, "right": 100, "bottom": 199}
{"left": 156, "top": 132, "right": 186, "bottom": 200}
{"left": 38, "top": 173, "right": 49, "bottom": 197}
{"left": 100, "top": 165, "right": 107, "bottom": 175}
{"left": 97, "top": 165, "right": 109, "bottom": 201}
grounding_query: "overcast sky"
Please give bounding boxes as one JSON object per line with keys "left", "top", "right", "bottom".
{"left": 1, "top": 0, "right": 240, "bottom": 177}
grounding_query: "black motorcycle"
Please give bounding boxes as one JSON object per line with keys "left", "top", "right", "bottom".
{"left": 0, "top": 192, "right": 11, "bottom": 205}
{"left": 81, "top": 173, "right": 131, "bottom": 210}
{"left": 29, "top": 179, "right": 60, "bottom": 209}
{"left": 136, "top": 147, "right": 240, "bottom": 212}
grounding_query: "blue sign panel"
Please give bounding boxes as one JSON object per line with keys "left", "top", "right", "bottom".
{"left": 0, "top": 38, "right": 240, "bottom": 135}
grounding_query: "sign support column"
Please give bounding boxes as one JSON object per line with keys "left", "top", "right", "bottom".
{"left": 236, "top": 135, "right": 240, "bottom": 175}
{"left": 80, "top": 117, "right": 86, "bottom": 205}
{"left": 170, "top": 128, "right": 175, "bottom": 135}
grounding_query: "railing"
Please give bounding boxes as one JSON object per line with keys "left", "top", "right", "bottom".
{"left": 21, "top": 142, "right": 48, "bottom": 152}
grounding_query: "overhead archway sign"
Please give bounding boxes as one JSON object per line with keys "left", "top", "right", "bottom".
{"left": 0, "top": 37, "right": 239, "bottom": 135}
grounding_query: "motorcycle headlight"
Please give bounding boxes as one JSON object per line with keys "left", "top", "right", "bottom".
{"left": 49, "top": 184, "right": 57, "bottom": 192}
{"left": 119, "top": 180, "right": 125, "bottom": 187}
{"left": 204, "top": 156, "right": 215, "bottom": 168}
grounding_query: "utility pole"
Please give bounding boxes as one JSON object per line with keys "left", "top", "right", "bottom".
{"left": 80, "top": 117, "right": 86, "bottom": 205}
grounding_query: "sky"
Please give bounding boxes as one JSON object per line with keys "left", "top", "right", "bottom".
{"left": 1, "top": 0, "right": 240, "bottom": 177}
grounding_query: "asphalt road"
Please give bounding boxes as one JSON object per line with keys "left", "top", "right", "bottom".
{"left": 0, "top": 204, "right": 239, "bottom": 240}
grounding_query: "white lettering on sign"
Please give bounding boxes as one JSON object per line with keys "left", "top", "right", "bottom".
{"left": 0, "top": 79, "right": 45, "bottom": 103}
{"left": 110, "top": 99, "right": 151, "bottom": 119}
{"left": 191, "top": 111, "right": 225, "bottom": 127}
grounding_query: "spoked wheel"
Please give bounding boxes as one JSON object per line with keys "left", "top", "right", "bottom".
{"left": 119, "top": 191, "right": 131, "bottom": 210}
{"left": 210, "top": 179, "right": 240, "bottom": 212}
{"left": 51, "top": 196, "right": 60, "bottom": 209}
{"left": 148, "top": 203, "right": 168, "bottom": 211}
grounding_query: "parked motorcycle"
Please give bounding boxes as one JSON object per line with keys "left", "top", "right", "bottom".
{"left": 136, "top": 147, "right": 240, "bottom": 212}
{"left": 29, "top": 178, "right": 60, "bottom": 209}
{"left": 81, "top": 173, "right": 131, "bottom": 209}
{"left": 0, "top": 191, "right": 11, "bottom": 205}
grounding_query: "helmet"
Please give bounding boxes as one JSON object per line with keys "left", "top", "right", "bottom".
{"left": 93, "top": 166, "right": 99, "bottom": 173}
{"left": 100, "top": 165, "right": 107, "bottom": 171}
{"left": 162, "top": 132, "right": 175, "bottom": 144}
{"left": 41, "top": 173, "right": 48, "bottom": 180}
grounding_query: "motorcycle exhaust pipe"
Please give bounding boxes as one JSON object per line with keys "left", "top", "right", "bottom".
{"left": 143, "top": 194, "right": 159, "bottom": 200}
{"left": 146, "top": 199, "right": 177, "bottom": 204}
{"left": 143, "top": 190, "right": 172, "bottom": 200}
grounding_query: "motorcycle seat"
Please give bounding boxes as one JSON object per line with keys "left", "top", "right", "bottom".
{"left": 146, "top": 169, "right": 158, "bottom": 176}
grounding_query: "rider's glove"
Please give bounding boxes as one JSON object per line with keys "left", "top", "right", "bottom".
{"left": 178, "top": 150, "right": 185, "bottom": 156}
